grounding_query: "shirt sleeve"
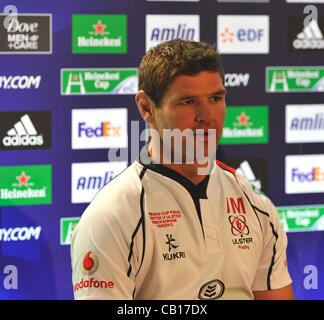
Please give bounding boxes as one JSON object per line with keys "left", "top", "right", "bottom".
{"left": 251, "top": 194, "right": 293, "bottom": 291}
{"left": 70, "top": 197, "right": 142, "bottom": 300}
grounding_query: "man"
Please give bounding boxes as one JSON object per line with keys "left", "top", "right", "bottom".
{"left": 71, "top": 39, "right": 294, "bottom": 300}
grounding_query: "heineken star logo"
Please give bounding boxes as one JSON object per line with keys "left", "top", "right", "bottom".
{"left": 91, "top": 20, "right": 108, "bottom": 35}
{"left": 16, "top": 171, "right": 31, "bottom": 187}
{"left": 236, "top": 111, "right": 252, "bottom": 127}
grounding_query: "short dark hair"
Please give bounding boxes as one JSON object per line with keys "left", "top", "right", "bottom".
{"left": 138, "top": 39, "right": 224, "bottom": 107}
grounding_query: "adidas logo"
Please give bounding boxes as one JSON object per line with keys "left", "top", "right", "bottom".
{"left": 2, "top": 114, "right": 43, "bottom": 147}
{"left": 236, "top": 161, "right": 262, "bottom": 190}
{"left": 293, "top": 19, "right": 324, "bottom": 49}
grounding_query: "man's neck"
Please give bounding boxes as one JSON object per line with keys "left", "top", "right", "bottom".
{"left": 148, "top": 144, "right": 212, "bottom": 185}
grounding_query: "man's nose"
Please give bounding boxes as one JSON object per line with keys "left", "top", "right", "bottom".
{"left": 194, "top": 102, "right": 212, "bottom": 123}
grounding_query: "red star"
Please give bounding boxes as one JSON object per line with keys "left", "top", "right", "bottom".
{"left": 16, "top": 171, "right": 30, "bottom": 187}
{"left": 236, "top": 112, "right": 250, "bottom": 126}
{"left": 92, "top": 20, "right": 106, "bottom": 35}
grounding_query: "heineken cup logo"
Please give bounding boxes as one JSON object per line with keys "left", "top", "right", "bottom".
{"left": 61, "top": 68, "right": 138, "bottom": 95}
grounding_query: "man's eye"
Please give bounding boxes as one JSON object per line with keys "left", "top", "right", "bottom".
{"left": 181, "top": 99, "right": 195, "bottom": 105}
{"left": 211, "top": 96, "right": 221, "bottom": 102}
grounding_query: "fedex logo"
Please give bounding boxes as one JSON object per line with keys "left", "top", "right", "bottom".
{"left": 217, "top": 15, "right": 269, "bottom": 54}
{"left": 286, "top": 155, "right": 324, "bottom": 194}
{"left": 292, "top": 167, "right": 324, "bottom": 182}
{"left": 72, "top": 108, "right": 127, "bottom": 149}
{"left": 78, "top": 122, "right": 121, "bottom": 138}
{"left": 226, "top": 197, "right": 246, "bottom": 214}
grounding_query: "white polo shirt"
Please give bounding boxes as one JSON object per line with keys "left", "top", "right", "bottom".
{"left": 71, "top": 157, "right": 292, "bottom": 300}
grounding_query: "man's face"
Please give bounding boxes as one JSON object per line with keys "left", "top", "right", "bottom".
{"left": 151, "top": 71, "right": 226, "bottom": 163}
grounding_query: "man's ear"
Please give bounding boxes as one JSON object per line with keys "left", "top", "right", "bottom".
{"left": 135, "top": 90, "right": 156, "bottom": 124}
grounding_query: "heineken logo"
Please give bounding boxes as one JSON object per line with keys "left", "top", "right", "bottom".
{"left": 72, "top": 15, "right": 127, "bottom": 54}
{"left": 221, "top": 106, "right": 268, "bottom": 144}
{"left": 0, "top": 165, "right": 52, "bottom": 206}
{"left": 61, "top": 68, "right": 138, "bottom": 95}
{"left": 266, "top": 66, "right": 324, "bottom": 92}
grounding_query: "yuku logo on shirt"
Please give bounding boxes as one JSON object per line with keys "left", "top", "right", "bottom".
{"left": 162, "top": 234, "right": 186, "bottom": 261}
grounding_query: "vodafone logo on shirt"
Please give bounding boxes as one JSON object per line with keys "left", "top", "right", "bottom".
{"left": 82, "top": 251, "right": 99, "bottom": 275}
{"left": 73, "top": 251, "right": 114, "bottom": 293}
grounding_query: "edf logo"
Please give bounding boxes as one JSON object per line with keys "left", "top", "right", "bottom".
{"left": 217, "top": 15, "right": 269, "bottom": 54}
{"left": 237, "top": 29, "right": 264, "bottom": 41}
{"left": 78, "top": 122, "right": 121, "bottom": 138}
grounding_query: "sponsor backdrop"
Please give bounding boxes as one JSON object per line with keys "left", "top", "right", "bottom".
{"left": 0, "top": 0, "right": 323, "bottom": 300}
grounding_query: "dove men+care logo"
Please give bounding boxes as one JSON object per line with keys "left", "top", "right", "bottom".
{"left": 0, "top": 14, "right": 52, "bottom": 54}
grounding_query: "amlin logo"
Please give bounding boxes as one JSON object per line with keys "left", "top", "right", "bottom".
{"left": 72, "top": 15, "right": 127, "bottom": 54}
{"left": 286, "top": 104, "right": 324, "bottom": 143}
{"left": 285, "top": 155, "right": 324, "bottom": 194}
{"left": 146, "top": 15, "right": 199, "bottom": 51}
{"left": 71, "top": 161, "right": 128, "bottom": 203}
{"left": 0, "top": 165, "right": 52, "bottom": 206}
{"left": 220, "top": 106, "right": 268, "bottom": 144}
{"left": 61, "top": 68, "right": 138, "bottom": 95}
